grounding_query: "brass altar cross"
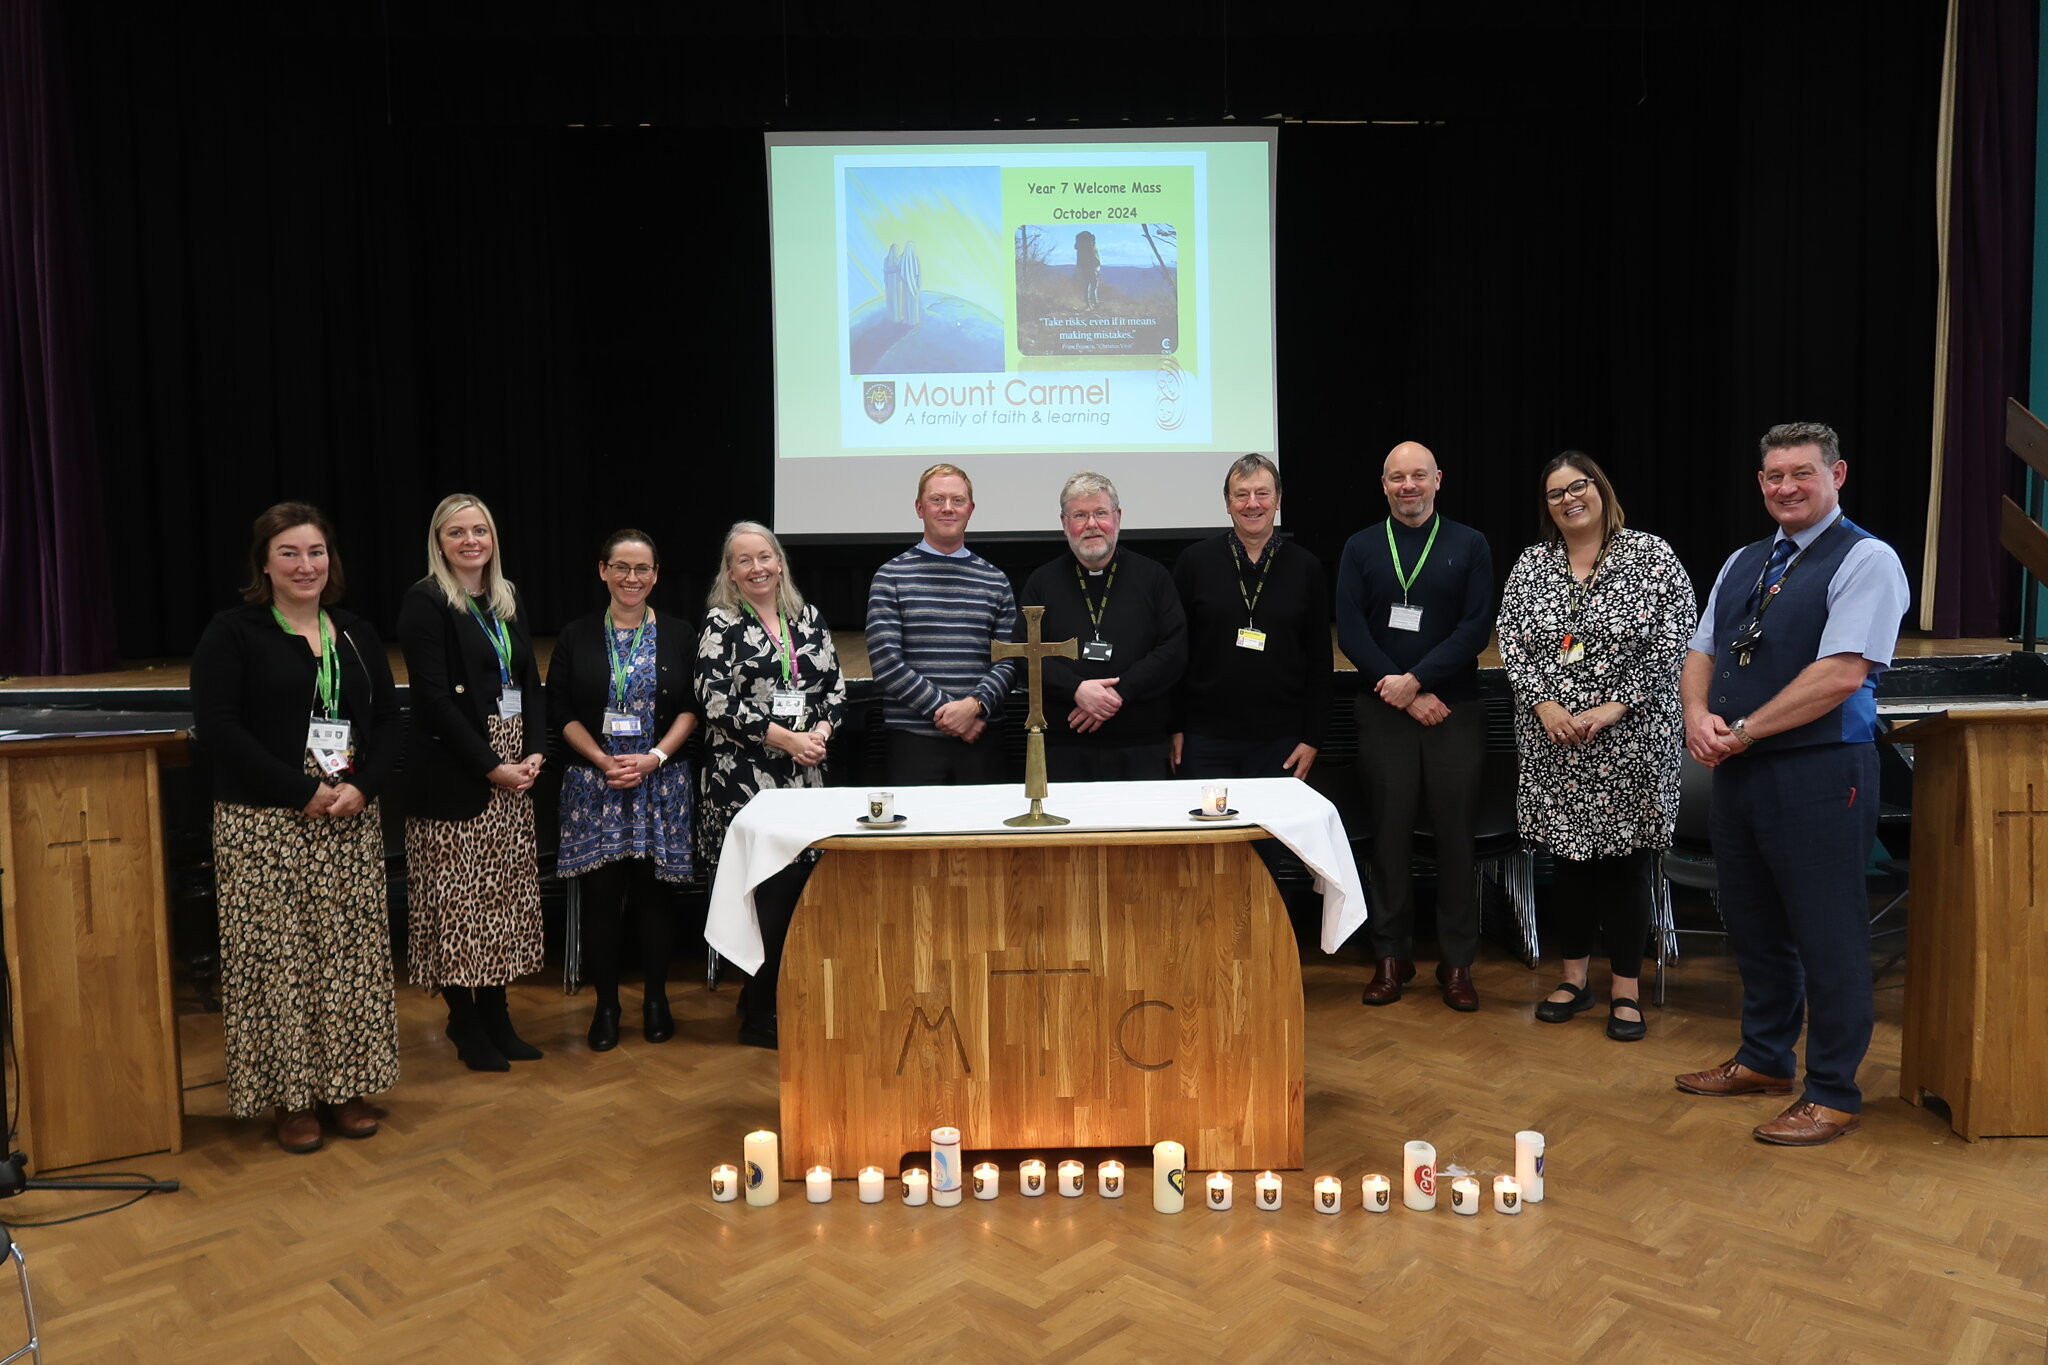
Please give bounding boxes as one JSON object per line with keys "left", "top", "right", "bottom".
{"left": 991, "top": 604, "right": 1079, "bottom": 826}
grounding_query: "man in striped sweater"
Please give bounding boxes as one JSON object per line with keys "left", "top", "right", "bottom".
{"left": 864, "top": 463, "right": 1020, "bottom": 784}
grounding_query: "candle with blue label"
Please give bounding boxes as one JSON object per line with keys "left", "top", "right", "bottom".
{"left": 930, "top": 1126, "right": 963, "bottom": 1206}
{"left": 744, "top": 1130, "right": 779, "bottom": 1206}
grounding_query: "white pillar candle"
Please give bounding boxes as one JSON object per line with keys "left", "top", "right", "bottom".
{"left": 1206, "top": 1172, "right": 1234, "bottom": 1210}
{"left": 866, "top": 790, "right": 894, "bottom": 821}
{"left": 744, "top": 1130, "right": 780, "bottom": 1206}
{"left": 1201, "top": 783, "right": 1229, "bottom": 815}
{"left": 1058, "top": 1160, "right": 1086, "bottom": 1197}
{"left": 858, "top": 1166, "right": 886, "bottom": 1203}
{"left": 1153, "top": 1140, "right": 1186, "bottom": 1213}
{"left": 711, "top": 1164, "right": 740, "bottom": 1202}
{"left": 1255, "top": 1171, "right": 1282, "bottom": 1211}
{"left": 1314, "top": 1176, "right": 1342, "bottom": 1214}
{"left": 901, "top": 1167, "right": 929, "bottom": 1205}
{"left": 1361, "top": 1173, "right": 1391, "bottom": 1212}
{"left": 1450, "top": 1175, "right": 1480, "bottom": 1215}
{"left": 1403, "top": 1140, "right": 1437, "bottom": 1211}
{"left": 1020, "top": 1159, "right": 1048, "bottom": 1197}
{"left": 1098, "top": 1160, "right": 1124, "bottom": 1197}
{"left": 806, "top": 1166, "right": 833, "bottom": 1203}
{"left": 1515, "top": 1130, "right": 1545, "bottom": 1203}
{"left": 1493, "top": 1175, "right": 1522, "bottom": 1214}
{"left": 930, "top": 1126, "right": 963, "bottom": 1206}
{"left": 972, "top": 1162, "right": 1000, "bottom": 1200}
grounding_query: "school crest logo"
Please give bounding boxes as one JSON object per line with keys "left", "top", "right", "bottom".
{"left": 864, "top": 381, "right": 896, "bottom": 423}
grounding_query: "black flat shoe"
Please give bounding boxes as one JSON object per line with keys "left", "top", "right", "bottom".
{"left": 1534, "top": 981, "right": 1595, "bottom": 1024}
{"left": 1607, "top": 996, "right": 1647, "bottom": 1042}
{"left": 643, "top": 997, "right": 675, "bottom": 1044}
{"left": 587, "top": 1004, "right": 622, "bottom": 1052}
{"left": 737, "top": 1014, "right": 778, "bottom": 1050}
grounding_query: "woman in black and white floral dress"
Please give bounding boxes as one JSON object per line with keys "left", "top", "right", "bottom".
{"left": 697, "top": 520, "right": 845, "bottom": 1047}
{"left": 1497, "top": 453, "right": 1695, "bottom": 1042}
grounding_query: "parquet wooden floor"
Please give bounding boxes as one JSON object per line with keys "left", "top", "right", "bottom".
{"left": 9, "top": 934, "right": 2045, "bottom": 1364}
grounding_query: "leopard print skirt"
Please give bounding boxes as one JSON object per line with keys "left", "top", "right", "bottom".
{"left": 213, "top": 785, "right": 401, "bottom": 1119}
{"left": 403, "top": 714, "right": 544, "bottom": 989}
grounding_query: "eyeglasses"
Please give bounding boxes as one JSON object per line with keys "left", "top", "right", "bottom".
{"left": 1064, "top": 508, "right": 1118, "bottom": 526}
{"left": 606, "top": 561, "right": 656, "bottom": 577}
{"left": 1544, "top": 477, "right": 1595, "bottom": 505}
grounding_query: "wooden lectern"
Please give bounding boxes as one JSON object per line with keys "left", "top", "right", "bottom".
{"left": 777, "top": 826, "right": 1304, "bottom": 1178}
{"left": 0, "top": 733, "right": 186, "bottom": 1170}
{"left": 1894, "top": 709, "right": 2048, "bottom": 1139}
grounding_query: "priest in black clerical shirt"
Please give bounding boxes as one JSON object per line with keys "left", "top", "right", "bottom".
{"left": 1021, "top": 471, "right": 1187, "bottom": 782}
{"left": 1170, "top": 453, "right": 1331, "bottom": 782}
{"left": 1335, "top": 441, "right": 1495, "bottom": 1012}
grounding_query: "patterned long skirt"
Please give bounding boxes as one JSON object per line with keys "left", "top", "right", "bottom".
{"left": 404, "top": 714, "right": 544, "bottom": 989}
{"left": 213, "top": 793, "right": 400, "bottom": 1119}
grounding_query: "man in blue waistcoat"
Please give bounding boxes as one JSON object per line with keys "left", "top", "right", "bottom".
{"left": 1674, "top": 422, "right": 1910, "bottom": 1146}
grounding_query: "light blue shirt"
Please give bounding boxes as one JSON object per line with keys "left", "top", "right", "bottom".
{"left": 1688, "top": 512, "right": 1911, "bottom": 669}
{"left": 916, "top": 539, "right": 973, "bottom": 560}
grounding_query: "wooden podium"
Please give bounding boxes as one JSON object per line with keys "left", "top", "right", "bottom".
{"left": 778, "top": 826, "right": 1304, "bottom": 1178}
{"left": 0, "top": 733, "right": 186, "bottom": 1170}
{"left": 1894, "top": 708, "right": 2048, "bottom": 1139}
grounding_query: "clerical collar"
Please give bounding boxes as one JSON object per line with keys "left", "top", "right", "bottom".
{"left": 916, "top": 539, "right": 973, "bottom": 559}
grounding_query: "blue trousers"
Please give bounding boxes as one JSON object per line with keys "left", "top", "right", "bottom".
{"left": 1709, "top": 742, "right": 1879, "bottom": 1112}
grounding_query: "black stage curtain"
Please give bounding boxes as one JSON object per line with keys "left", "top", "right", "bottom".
{"left": 61, "top": 3, "right": 1945, "bottom": 660}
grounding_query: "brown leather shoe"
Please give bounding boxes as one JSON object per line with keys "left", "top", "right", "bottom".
{"left": 276, "top": 1107, "right": 322, "bottom": 1154}
{"left": 1362, "top": 957, "right": 1416, "bottom": 1005}
{"left": 1753, "top": 1100, "right": 1861, "bottom": 1146}
{"left": 1435, "top": 962, "right": 1479, "bottom": 1012}
{"left": 328, "top": 1097, "right": 380, "bottom": 1139}
{"left": 1674, "top": 1059, "right": 1795, "bottom": 1096}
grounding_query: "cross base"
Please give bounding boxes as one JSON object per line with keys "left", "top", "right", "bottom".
{"left": 1004, "top": 798, "right": 1070, "bottom": 828}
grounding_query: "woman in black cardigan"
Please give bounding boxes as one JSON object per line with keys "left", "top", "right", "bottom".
{"left": 190, "top": 502, "right": 403, "bottom": 1155}
{"left": 547, "top": 528, "right": 699, "bottom": 1050}
{"left": 397, "top": 494, "right": 548, "bottom": 1072}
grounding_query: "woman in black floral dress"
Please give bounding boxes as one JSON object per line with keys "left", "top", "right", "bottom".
{"left": 697, "top": 520, "right": 845, "bottom": 1047}
{"left": 1496, "top": 453, "right": 1695, "bottom": 1042}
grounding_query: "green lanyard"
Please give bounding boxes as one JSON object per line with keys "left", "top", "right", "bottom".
{"left": 1229, "top": 536, "right": 1277, "bottom": 626}
{"left": 1073, "top": 561, "right": 1117, "bottom": 640}
{"left": 604, "top": 609, "right": 652, "bottom": 709}
{"left": 464, "top": 596, "right": 512, "bottom": 684}
{"left": 1385, "top": 515, "right": 1440, "bottom": 605}
{"left": 271, "top": 606, "right": 339, "bottom": 719}
{"left": 743, "top": 603, "right": 798, "bottom": 683}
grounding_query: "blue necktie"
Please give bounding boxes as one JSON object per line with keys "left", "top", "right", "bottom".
{"left": 1751, "top": 538, "right": 1795, "bottom": 608}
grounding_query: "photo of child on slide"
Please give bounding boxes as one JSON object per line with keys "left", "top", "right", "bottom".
{"left": 1013, "top": 222, "right": 1180, "bottom": 358}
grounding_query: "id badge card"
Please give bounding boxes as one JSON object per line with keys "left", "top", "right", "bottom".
{"left": 603, "top": 710, "right": 643, "bottom": 736}
{"left": 315, "top": 748, "right": 352, "bottom": 777}
{"left": 1235, "top": 627, "right": 1268, "bottom": 652}
{"left": 1388, "top": 604, "right": 1424, "bottom": 632}
{"left": 497, "top": 687, "right": 523, "bottom": 718}
{"left": 771, "top": 689, "right": 808, "bottom": 721}
{"left": 1080, "top": 640, "right": 1114, "bottom": 663}
{"left": 307, "top": 718, "right": 352, "bottom": 754}
{"left": 1557, "top": 637, "right": 1585, "bottom": 665}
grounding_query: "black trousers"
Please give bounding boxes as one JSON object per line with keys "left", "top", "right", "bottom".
{"left": 1546, "top": 848, "right": 1654, "bottom": 980}
{"left": 1046, "top": 740, "right": 1173, "bottom": 783}
{"left": 1354, "top": 695, "right": 1485, "bottom": 966}
{"left": 885, "top": 728, "right": 1007, "bottom": 786}
{"left": 1176, "top": 732, "right": 1299, "bottom": 780}
{"left": 573, "top": 856, "right": 676, "bottom": 1006}
{"left": 741, "top": 857, "right": 815, "bottom": 1024}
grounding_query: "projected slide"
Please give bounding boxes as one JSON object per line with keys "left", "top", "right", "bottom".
{"left": 767, "top": 130, "right": 1276, "bottom": 537}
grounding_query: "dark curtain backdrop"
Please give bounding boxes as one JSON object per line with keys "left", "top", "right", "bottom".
{"left": 59, "top": 3, "right": 1946, "bottom": 661}
{"left": 1936, "top": 0, "right": 2038, "bottom": 637}
{"left": 0, "top": 0, "right": 115, "bottom": 675}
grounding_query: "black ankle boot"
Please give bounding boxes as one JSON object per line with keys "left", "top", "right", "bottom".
{"left": 477, "top": 986, "right": 543, "bottom": 1061}
{"left": 642, "top": 996, "right": 675, "bottom": 1044}
{"left": 443, "top": 987, "right": 509, "bottom": 1072}
{"left": 588, "top": 1003, "right": 621, "bottom": 1052}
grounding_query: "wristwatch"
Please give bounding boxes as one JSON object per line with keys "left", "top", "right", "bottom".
{"left": 1730, "top": 717, "right": 1757, "bottom": 749}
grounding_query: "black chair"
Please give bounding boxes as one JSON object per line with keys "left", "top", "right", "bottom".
{"left": 1650, "top": 754, "right": 1719, "bottom": 1004}
{"left": 1413, "top": 747, "right": 1537, "bottom": 968}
